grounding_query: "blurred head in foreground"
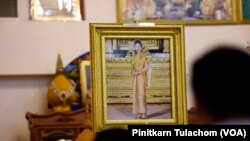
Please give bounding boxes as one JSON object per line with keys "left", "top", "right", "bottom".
{"left": 191, "top": 45, "right": 250, "bottom": 124}
{"left": 93, "top": 128, "right": 129, "bottom": 141}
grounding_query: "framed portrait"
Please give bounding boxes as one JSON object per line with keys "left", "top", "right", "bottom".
{"left": 64, "top": 52, "right": 90, "bottom": 110}
{"left": 79, "top": 60, "right": 91, "bottom": 105}
{"left": 90, "top": 23, "right": 187, "bottom": 132}
{"left": 238, "top": 0, "right": 250, "bottom": 23}
{"left": 30, "top": 0, "right": 84, "bottom": 21}
{"left": 117, "top": 0, "right": 238, "bottom": 25}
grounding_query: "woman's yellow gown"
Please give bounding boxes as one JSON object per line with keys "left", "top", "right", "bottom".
{"left": 131, "top": 54, "right": 148, "bottom": 115}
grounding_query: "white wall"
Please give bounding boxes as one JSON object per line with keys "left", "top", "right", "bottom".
{"left": 0, "top": 75, "right": 52, "bottom": 141}
{"left": 0, "top": 0, "right": 116, "bottom": 75}
{"left": 0, "top": 0, "right": 250, "bottom": 141}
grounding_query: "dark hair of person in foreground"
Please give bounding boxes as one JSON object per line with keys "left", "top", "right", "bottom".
{"left": 191, "top": 45, "right": 250, "bottom": 124}
{"left": 93, "top": 128, "right": 129, "bottom": 141}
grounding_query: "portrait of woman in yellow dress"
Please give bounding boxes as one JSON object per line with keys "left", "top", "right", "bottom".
{"left": 131, "top": 40, "right": 151, "bottom": 119}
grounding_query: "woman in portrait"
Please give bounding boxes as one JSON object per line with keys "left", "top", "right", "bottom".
{"left": 131, "top": 40, "right": 151, "bottom": 119}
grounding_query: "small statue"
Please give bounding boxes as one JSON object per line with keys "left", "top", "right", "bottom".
{"left": 47, "top": 54, "right": 76, "bottom": 112}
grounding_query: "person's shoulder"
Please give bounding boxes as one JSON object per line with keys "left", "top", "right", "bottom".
{"left": 214, "top": 118, "right": 250, "bottom": 125}
{"left": 131, "top": 55, "right": 136, "bottom": 61}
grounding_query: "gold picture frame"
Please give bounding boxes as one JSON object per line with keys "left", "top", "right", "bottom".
{"left": 90, "top": 23, "right": 187, "bottom": 132}
{"left": 117, "top": 0, "right": 238, "bottom": 25}
{"left": 30, "top": 0, "right": 84, "bottom": 21}
{"left": 238, "top": 0, "right": 250, "bottom": 24}
{"left": 79, "top": 60, "right": 91, "bottom": 105}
